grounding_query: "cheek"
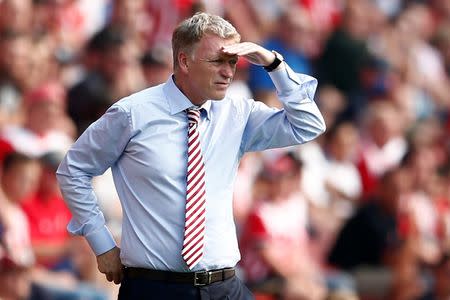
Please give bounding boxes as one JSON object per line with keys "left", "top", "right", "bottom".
{"left": 21, "top": 175, "right": 37, "bottom": 193}
{"left": 197, "top": 64, "right": 216, "bottom": 77}
{"left": 196, "top": 69, "right": 215, "bottom": 89}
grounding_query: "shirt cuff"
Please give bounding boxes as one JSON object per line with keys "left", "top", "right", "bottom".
{"left": 268, "top": 62, "right": 302, "bottom": 94}
{"left": 85, "top": 225, "right": 117, "bottom": 256}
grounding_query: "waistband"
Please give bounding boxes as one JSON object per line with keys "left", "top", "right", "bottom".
{"left": 123, "top": 267, "right": 236, "bottom": 286}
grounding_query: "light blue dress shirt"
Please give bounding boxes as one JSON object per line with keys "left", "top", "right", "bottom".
{"left": 56, "top": 62, "right": 326, "bottom": 272}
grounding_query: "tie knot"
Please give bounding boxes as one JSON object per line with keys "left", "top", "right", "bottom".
{"left": 187, "top": 108, "right": 201, "bottom": 125}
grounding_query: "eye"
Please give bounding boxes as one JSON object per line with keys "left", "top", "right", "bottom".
{"left": 204, "top": 58, "right": 237, "bottom": 67}
{"left": 211, "top": 59, "right": 224, "bottom": 66}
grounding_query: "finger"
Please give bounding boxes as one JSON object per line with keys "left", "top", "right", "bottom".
{"left": 223, "top": 46, "right": 266, "bottom": 65}
{"left": 221, "top": 42, "right": 244, "bottom": 50}
{"left": 112, "top": 274, "right": 120, "bottom": 284}
{"left": 222, "top": 43, "right": 255, "bottom": 55}
{"left": 106, "top": 272, "right": 113, "bottom": 282}
{"left": 113, "top": 275, "right": 121, "bottom": 284}
{"left": 113, "top": 270, "right": 124, "bottom": 284}
{"left": 221, "top": 43, "right": 248, "bottom": 53}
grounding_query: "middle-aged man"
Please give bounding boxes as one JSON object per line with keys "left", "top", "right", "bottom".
{"left": 56, "top": 12, "right": 326, "bottom": 299}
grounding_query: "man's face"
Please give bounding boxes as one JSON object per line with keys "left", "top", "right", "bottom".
{"left": 184, "top": 34, "right": 238, "bottom": 104}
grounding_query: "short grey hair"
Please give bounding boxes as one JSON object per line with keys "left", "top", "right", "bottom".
{"left": 172, "top": 12, "right": 240, "bottom": 70}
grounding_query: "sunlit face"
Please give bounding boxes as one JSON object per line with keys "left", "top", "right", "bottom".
{"left": 183, "top": 34, "right": 238, "bottom": 104}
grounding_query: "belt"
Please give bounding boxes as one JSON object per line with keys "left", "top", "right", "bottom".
{"left": 123, "top": 267, "right": 236, "bottom": 287}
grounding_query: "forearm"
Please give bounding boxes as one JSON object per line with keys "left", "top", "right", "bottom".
{"left": 242, "top": 63, "right": 326, "bottom": 152}
{"left": 269, "top": 63, "right": 326, "bottom": 141}
{"left": 56, "top": 171, "right": 116, "bottom": 256}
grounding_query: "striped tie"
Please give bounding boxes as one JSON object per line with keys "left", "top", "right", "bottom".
{"left": 181, "top": 108, "right": 206, "bottom": 269}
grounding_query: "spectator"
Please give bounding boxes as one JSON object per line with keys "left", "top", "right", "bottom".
{"left": 433, "top": 163, "right": 450, "bottom": 252}
{"left": 356, "top": 100, "right": 408, "bottom": 198}
{"left": 32, "top": 0, "right": 86, "bottom": 58}
{"left": 240, "top": 152, "right": 328, "bottom": 300}
{"left": 0, "top": 0, "right": 33, "bottom": 33}
{"left": 247, "top": 5, "right": 317, "bottom": 108}
{"left": 0, "top": 153, "right": 37, "bottom": 300}
{"left": 327, "top": 167, "right": 427, "bottom": 299}
{"left": 426, "top": 253, "right": 450, "bottom": 300}
{"left": 21, "top": 151, "right": 72, "bottom": 269}
{"left": 0, "top": 231, "right": 34, "bottom": 300}
{"left": 398, "top": 3, "right": 450, "bottom": 113}
{"left": 317, "top": 0, "right": 381, "bottom": 120}
{"left": 398, "top": 145, "right": 443, "bottom": 267}
{"left": 432, "top": 22, "right": 450, "bottom": 78}
{"left": 108, "top": 0, "right": 151, "bottom": 52}
{"left": 314, "top": 121, "right": 363, "bottom": 261}
{"left": 297, "top": 0, "right": 342, "bottom": 38}
{"left": 31, "top": 31, "right": 61, "bottom": 83}
{"left": 232, "top": 152, "right": 261, "bottom": 232}
{"left": 328, "top": 168, "right": 408, "bottom": 270}
{"left": 68, "top": 26, "right": 145, "bottom": 135}
{"left": 140, "top": 44, "right": 173, "bottom": 87}
{"left": 0, "top": 30, "right": 32, "bottom": 95}
{"left": 0, "top": 152, "right": 39, "bottom": 273}
{"left": 298, "top": 86, "right": 346, "bottom": 209}
{"left": 323, "top": 121, "right": 362, "bottom": 219}
{"left": 0, "top": 80, "right": 75, "bottom": 157}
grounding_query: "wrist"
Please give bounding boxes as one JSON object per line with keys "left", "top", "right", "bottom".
{"left": 263, "top": 50, "right": 284, "bottom": 72}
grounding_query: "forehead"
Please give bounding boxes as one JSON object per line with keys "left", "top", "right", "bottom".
{"left": 195, "top": 34, "right": 237, "bottom": 57}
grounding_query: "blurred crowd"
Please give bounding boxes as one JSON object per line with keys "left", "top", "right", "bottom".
{"left": 0, "top": 0, "right": 449, "bottom": 299}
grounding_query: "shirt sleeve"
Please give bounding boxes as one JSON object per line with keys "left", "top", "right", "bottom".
{"left": 56, "top": 104, "right": 131, "bottom": 256}
{"left": 240, "top": 62, "right": 326, "bottom": 153}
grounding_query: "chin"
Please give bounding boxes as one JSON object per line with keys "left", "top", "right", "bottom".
{"left": 209, "top": 92, "right": 227, "bottom": 101}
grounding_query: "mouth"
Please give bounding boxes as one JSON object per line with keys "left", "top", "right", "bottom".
{"left": 214, "top": 82, "right": 230, "bottom": 88}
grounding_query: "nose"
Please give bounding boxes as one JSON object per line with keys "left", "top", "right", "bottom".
{"left": 220, "top": 63, "right": 235, "bottom": 80}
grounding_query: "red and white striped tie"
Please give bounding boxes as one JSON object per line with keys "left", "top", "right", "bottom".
{"left": 181, "top": 108, "right": 206, "bottom": 269}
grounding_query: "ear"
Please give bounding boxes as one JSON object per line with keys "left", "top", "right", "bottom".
{"left": 178, "top": 52, "right": 189, "bottom": 74}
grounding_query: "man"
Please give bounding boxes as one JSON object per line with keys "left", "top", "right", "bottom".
{"left": 56, "top": 12, "right": 326, "bottom": 299}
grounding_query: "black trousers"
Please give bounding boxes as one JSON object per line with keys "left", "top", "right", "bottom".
{"left": 118, "top": 275, "right": 254, "bottom": 300}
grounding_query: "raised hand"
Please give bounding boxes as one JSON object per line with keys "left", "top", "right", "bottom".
{"left": 221, "top": 42, "right": 276, "bottom": 67}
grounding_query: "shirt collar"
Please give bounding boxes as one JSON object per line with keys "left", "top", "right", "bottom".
{"left": 200, "top": 101, "right": 211, "bottom": 120}
{"left": 163, "top": 75, "right": 211, "bottom": 120}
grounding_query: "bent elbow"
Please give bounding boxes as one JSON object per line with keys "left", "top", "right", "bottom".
{"left": 313, "top": 113, "right": 326, "bottom": 137}
{"left": 318, "top": 118, "right": 327, "bottom": 135}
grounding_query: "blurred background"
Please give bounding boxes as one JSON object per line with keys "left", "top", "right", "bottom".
{"left": 0, "top": 0, "right": 449, "bottom": 299}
